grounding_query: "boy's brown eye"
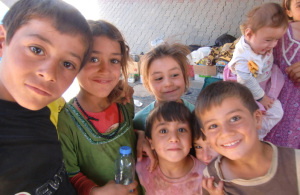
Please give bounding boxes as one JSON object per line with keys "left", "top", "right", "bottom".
{"left": 159, "top": 129, "right": 168, "bottom": 134}
{"left": 230, "top": 116, "right": 240, "bottom": 122}
{"left": 63, "top": 62, "right": 74, "bottom": 69}
{"left": 30, "top": 46, "right": 44, "bottom": 55}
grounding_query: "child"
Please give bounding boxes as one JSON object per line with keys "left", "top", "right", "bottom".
{"left": 58, "top": 20, "right": 156, "bottom": 195}
{"left": 264, "top": 2, "right": 300, "bottom": 149}
{"left": 195, "top": 81, "right": 300, "bottom": 195}
{"left": 283, "top": 0, "right": 300, "bottom": 21}
{"left": 0, "top": 0, "right": 92, "bottom": 194}
{"left": 224, "top": 3, "right": 288, "bottom": 140}
{"left": 133, "top": 42, "right": 194, "bottom": 130}
{"left": 136, "top": 101, "right": 207, "bottom": 195}
{"left": 191, "top": 111, "right": 219, "bottom": 165}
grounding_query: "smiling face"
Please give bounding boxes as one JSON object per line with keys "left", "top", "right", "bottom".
{"left": 0, "top": 18, "right": 86, "bottom": 110}
{"left": 77, "top": 36, "right": 121, "bottom": 99}
{"left": 193, "top": 138, "right": 219, "bottom": 165}
{"left": 199, "top": 97, "right": 262, "bottom": 161}
{"left": 245, "top": 26, "right": 287, "bottom": 55}
{"left": 287, "top": 0, "right": 300, "bottom": 21}
{"left": 148, "top": 56, "right": 186, "bottom": 105}
{"left": 148, "top": 119, "right": 192, "bottom": 163}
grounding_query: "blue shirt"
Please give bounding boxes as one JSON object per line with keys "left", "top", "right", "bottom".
{"left": 133, "top": 99, "right": 195, "bottom": 130}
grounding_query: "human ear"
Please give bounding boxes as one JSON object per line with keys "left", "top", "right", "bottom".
{"left": 244, "top": 28, "right": 254, "bottom": 41}
{"left": 0, "top": 25, "right": 6, "bottom": 57}
{"left": 286, "top": 9, "right": 293, "bottom": 18}
{"left": 253, "top": 109, "right": 263, "bottom": 130}
{"left": 146, "top": 137, "right": 155, "bottom": 150}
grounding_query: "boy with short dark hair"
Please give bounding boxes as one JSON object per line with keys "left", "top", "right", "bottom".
{"left": 195, "top": 81, "right": 300, "bottom": 195}
{"left": 0, "top": 0, "right": 92, "bottom": 194}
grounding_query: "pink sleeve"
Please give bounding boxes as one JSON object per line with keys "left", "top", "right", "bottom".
{"left": 136, "top": 157, "right": 150, "bottom": 189}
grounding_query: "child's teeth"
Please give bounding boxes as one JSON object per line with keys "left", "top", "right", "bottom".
{"left": 224, "top": 140, "right": 240, "bottom": 146}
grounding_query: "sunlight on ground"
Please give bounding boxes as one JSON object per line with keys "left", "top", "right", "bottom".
{"left": 62, "top": 0, "right": 100, "bottom": 101}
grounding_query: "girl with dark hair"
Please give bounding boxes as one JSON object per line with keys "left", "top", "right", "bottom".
{"left": 57, "top": 20, "right": 156, "bottom": 195}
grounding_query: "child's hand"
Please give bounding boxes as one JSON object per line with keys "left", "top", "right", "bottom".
{"left": 202, "top": 176, "right": 224, "bottom": 195}
{"left": 135, "top": 130, "right": 158, "bottom": 172}
{"left": 286, "top": 61, "right": 300, "bottom": 82}
{"left": 90, "top": 180, "right": 138, "bottom": 195}
{"left": 259, "top": 95, "right": 273, "bottom": 110}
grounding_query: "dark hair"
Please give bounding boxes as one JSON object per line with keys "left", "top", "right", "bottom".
{"left": 195, "top": 81, "right": 259, "bottom": 121}
{"left": 145, "top": 101, "right": 192, "bottom": 139}
{"left": 2, "top": 0, "right": 92, "bottom": 68}
{"left": 87, "top": 20, "right": 131, "bottom": 104}
{"left": 191, "top": 111, "right": 206, "bottom": 141}
{"left": 141, "top": 42, "right": 190, "bottom": 93}
{"left": 242, "top": 2, "right": 288, "bottom": 34}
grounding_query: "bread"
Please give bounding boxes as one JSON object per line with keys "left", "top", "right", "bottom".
{"left": 248, "top": 61, "right": 259, "bottom": 77}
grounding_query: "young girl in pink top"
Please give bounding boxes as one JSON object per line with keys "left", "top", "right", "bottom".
{"left": 136, "top": 101, "right": 222, "bottom": 195}
{"left": 264, "top": 0, "right": 300, "bottom": 149}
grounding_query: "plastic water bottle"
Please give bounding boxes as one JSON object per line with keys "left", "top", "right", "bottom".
{"left": 115, "top": 146, "right": 135, "bottom": 192}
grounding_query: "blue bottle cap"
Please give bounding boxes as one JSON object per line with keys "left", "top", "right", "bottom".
{"left": 119, "top": 146, "right": 131, "bottom": 155}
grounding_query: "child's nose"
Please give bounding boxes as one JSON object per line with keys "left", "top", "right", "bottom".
{"left": 164, "top": 77, "right": 173, "bottom": 87}
{"left": 98, "top": 60, "right": 110, "bottom": 73}
{"left": 221, "top": 123, "right": 234, "bottom": 136}
{"left": 169, "top": 132, "right": 179, "bottom": 143}
{"left": 203, "top": 148, "right": 212, "bottom": 161}
{"left": 36, "top": 60, "right": 58, "bottom": 82}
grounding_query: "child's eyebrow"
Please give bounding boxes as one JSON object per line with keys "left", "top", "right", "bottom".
{"left": 151, "top": 71, "right": 162, "bottom": 75}
{"left": 169, "top": 67, "right": 180, "bottom": 71}
{"left": 151, "top": 67, "right": 180, "bottom": 75}
{"left": 28, "top": 34, "right": 52, "bottom": 46}
{"left": 203, "top": 119, "right": 215, "bottom": 126}
{"left": 70, "top": 52, "right": 82, "bottom": 62}
{"left": 226, "top": 109, "right": 243, "bottom": 115}
{"left": 91, "top": 51, "right": 122, "bottom": 56}
{"left": 202, "top": 109, "right": 243, "bottom": 125}
{"left": 154, "top": 122, "right": 167, "bottom": 128}
{"left": 28, "top": 33, "right": 82, "bottom": 61}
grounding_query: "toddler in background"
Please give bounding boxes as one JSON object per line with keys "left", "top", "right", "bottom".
{"left": 224, "top": 2, "right": 288, "bottom": 140}
{"left": 136, "top": 101, "right": 210, "bottom": 195}
{"left": 133, "top": 42, "right": 194, "bottom": 131}
{"left": 191, "top": 111, "right": 219, "bottom": 165}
